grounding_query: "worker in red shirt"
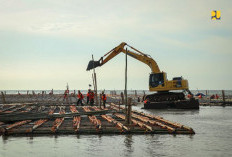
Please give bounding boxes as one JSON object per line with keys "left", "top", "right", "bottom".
{"left": 89, "top": 91, "right": 94, "bottom": 106}
{"left": 63, "top": 89, "right": 69, "bottom": 100}
{"left": 210, "top": 94, "right": 215, "bottom": 99}
{"left": 77, "top": 90, "right": 84, "bottom": 106}
{"left": 101, "top": 91, "right": 107, "bottom": 108}
{"left": 86, "top": 89, "right": 91, "bottom": 104}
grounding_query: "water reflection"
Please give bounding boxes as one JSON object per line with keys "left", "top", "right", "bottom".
{"left": 124, "top": 134, "right": 133, "bottom": 156}
{"left": 134, "top": 104, "right": 200, "bottom": 116}
{"left": 144, "top": 135, "right": 162, "bottom": 156}
{"left": 54, "top": 135, "right": 58, "bottom": 144}
{"left": 76, "top": 134, "right": 80, "bottom": 139}
{"left": 146, "top": 109, "right": 200, "bottom": 116}
{"left": 28, "top": 135, "right": 33, "bottom": 144}
{"left": 2, "top": 135, "right": 8, "bottom": 144}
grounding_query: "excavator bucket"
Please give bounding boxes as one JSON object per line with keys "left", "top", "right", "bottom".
{"left": 86, "top": 60, "right": 101, "bottom": 71}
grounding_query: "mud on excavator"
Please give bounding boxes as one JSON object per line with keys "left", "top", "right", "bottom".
{"left": 87, "top": 42, "right": 199, "bottom": 109}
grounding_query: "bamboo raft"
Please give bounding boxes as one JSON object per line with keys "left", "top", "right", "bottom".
{"left": 0, "top": 103, "right": 195, "bottom": 135}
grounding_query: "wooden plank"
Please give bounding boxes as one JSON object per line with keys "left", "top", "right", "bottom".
{"left": 91, "top": 106, "right": 129, "bottom": 132}
{"left": 51, "top": 106, "right": 65, "bottom": 132}
{"left": 83, "top": 106, "right": 101, "bottom": 131}
{"left": 0, "top": 108, "right": 119, "bottom": 122}
{"left": 70, "top": 105, "right": 81, "bottom": 132}
{"left": 26, "top": 106, "right": 56, "bottom": 133}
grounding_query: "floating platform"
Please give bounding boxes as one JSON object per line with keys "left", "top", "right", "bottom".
{"left": 0, "top": 103, "right": 195, "bottom": 135}
{"left": 144, "top": 98, "right": 199, "bottom": 109}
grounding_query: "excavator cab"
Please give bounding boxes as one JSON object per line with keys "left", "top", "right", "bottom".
{"left": 149, "top": 73, "right": 165, "bottom": 87}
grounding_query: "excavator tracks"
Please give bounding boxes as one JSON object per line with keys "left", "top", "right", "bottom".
{"left": 146, "top": 92, "right": 185, "bottom": 102}
{"left": 145, "top": 92, "right": 199, "bottom": 109}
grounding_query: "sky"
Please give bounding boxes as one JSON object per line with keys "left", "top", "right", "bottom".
{"left": 0, "top": 0, "right": 231, "bottom": 90}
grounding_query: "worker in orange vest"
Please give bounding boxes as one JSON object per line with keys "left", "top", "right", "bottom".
{"left": 89, "top": 91, "right": 95, "bottom": 106}
{"left": 77, "top": 90, "right": 84, "bottom": 106}
{"left": 144, "top": 98, "right": 150, "bottom": 104}
{"left": 86, "top": 89, "right": 91, "bottom": 104}
{"left": 187, "top": 94, "right": 191, "bottom": 98}
{"left": 101, "top": 91, "right": 107, "bottom": 108}
{"left": 144, "top": 99, "right": 148, "bottom": 104}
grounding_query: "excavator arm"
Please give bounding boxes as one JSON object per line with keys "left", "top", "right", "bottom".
{"left": 87, "top": 42, "right": 189, "bottom": 93}
{"left": 87, "top": 42, "right": 160, "bottom": 73}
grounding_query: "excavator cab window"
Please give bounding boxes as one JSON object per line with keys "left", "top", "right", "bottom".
{"left": 149, "top": 73, "right": 164, "bottom": 87}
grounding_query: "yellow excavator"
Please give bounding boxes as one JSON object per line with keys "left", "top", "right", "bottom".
{"left": 87, "top": 42, "right": 199, "bottom": 109}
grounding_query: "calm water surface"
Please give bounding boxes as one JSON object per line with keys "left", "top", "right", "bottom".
{"left": 1, "top": 106, "right": 232, "bottom": 157}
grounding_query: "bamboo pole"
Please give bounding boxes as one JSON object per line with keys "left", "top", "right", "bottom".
{"left": 92, "top": 55, "right": 99, "bottom": 106}
{"left": 1, "top": 92, "right": 6, "bottom": 104}
{"left": 94, "top": 72, "right": 99, "bottom": 105}
{"left": 121, "top": 92, "right": 124, "bottom": 104}
{"left": 143, "top": 90, "right": 146, "bottom": 101}
{"left": 127, "top": 97, "right": 132, "bottom": 125}
{"left": 92, "top": 73, "right": 95, "bottom": 91}
{"left": 99, "top": 93, "right": 102, "bottom": 108}
{"left": 125, "top": 48, "right": 128, "bottom": 123}
{"left": 222, "top": 90, "right": 225, "bottom": 105}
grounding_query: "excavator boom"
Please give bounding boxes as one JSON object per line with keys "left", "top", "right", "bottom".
{"left": 87, "top": 42, "right": 160, "bottom": 73}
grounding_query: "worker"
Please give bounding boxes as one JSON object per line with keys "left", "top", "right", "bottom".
{"left": 198, "top": 94, "right": 202, "bottom": 99}
{"left": 63, "top": 89, "right": 68, "bottom": 101}
{"left": 215, "top": 94, "right": 219, "bottom": 99}
{"left": 77, "top": 90, "right": 84, "bottom": 106}
{"left": 101, "top": 91, "right": 107, "bottom": 108}
{"left": 187, "top": 94, "right": 192, "bottom": 98}
{"left": 144, "top": 98, "right": 150, "bottom": 104}
{"left": 89, "top": 91, "right": 95, "bottom": 106}
{"left": 210, "top": 94, "right": 215, "bottom": 99}
{"left": 86, "top": 89, "right": 91, "bottom": 104}
{"left": 142, "top": 95, "right": 145, "bottom": 101}
{"left": 66, "top": 89, "right": 69, "bottom": 94}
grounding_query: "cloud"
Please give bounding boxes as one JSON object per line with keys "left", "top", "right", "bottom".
{"left": 0, "top": 0, "right": 232, "bottom": 90}
{"left": 0, "top": 0, "right": 231, "bottom": 39}
{"left": 192, "top": 36, "right": 232, "bottom": 54}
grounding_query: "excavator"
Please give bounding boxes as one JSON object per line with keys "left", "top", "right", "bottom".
{"left": 87, "top": 42, "right": 199, "bottom": 109}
